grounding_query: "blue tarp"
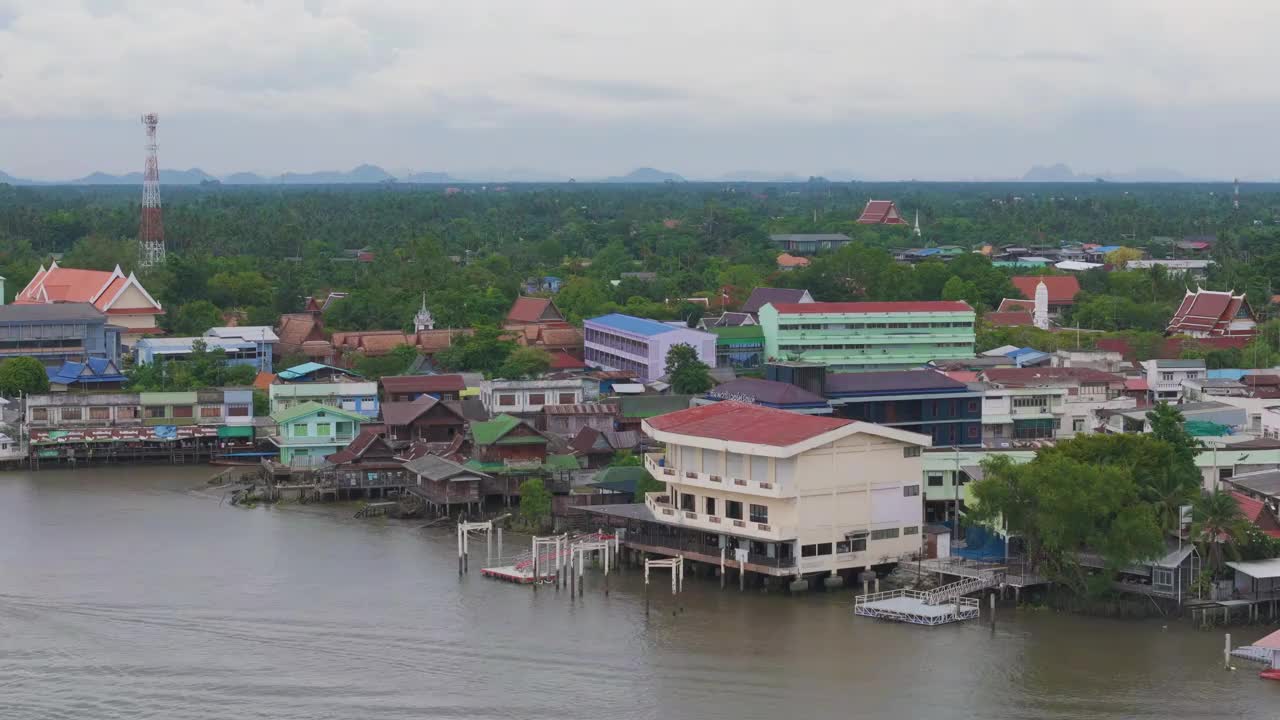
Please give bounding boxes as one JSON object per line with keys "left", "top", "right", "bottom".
{"left": 953, "top": 525, "right": 1006, "bottom": 562}
{"left": 153, "top": 425, "right": 177, "bottom": 440}
{"left": 1208, "top": 369, "right": 1247, "bottom": 380}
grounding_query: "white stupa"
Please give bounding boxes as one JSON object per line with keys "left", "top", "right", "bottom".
{"left": 414, "top": 292, "right": 435, "bottom": 332}
{"left": 1033, "top": 279, "right": 1050, "bottom": 330}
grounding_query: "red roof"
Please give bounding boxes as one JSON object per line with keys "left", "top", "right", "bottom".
{"left": 507, "top": 297, "right": 564, "bottom": 324}
{"left": 856, "top": 199, "right": 908, "bottom": 225}
{"left": 1167, "top": 289, "right": 1255, "bottom": 337}
{"left": 380, "top": 374, "right": 465, "bottom": 394}
{"left": 997, "top": 298, "right": 1036, "bottom": 313}
{"left": 984, "top": 311, "right": 1033, "bottom": 327}
{"left": 645, "top": 401, "right": 850, "bottom": 447}
{"left": 983, "top": 367, "right": 1124, "bottom": 387}
{"left": 770, "top": 301, "right": 972, "bottom": 315}
{"left": 1231, "top": 492, "right": 1280, "bottom": 538}
{"left": 776, "top": 253, "right": 810, "bottom": 267}
{"left": 1097, "top": 335, "right": 1252, "bottom": 361}
{"left": 1011, "top": 276, "right": 1081, "bottom": 305}
{"left": 549, "top": 351, "right": 587, "bottom": 370}
{"left": 326, "top": 428, "right": 394, "bottom": 465}
{"left": 1124, "top": 378, "right": 1149, "bottom": 391}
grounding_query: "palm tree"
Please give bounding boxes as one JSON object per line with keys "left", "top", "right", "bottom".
{"left": 1191, "top": 490, "right": 1247, "bottom": 576}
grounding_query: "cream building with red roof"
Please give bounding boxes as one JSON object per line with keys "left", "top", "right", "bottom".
{"left": 16, "top": 262, "right": 162, "bottom": 343}
{"left": 589, "top": 401, "right": 930, "bottom": 589}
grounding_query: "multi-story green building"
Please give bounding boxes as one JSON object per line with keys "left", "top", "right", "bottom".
{"left": 759, "top": 300, "right": 976, "bottom": 372}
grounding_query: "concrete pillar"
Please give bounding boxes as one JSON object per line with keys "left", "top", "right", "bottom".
{"left": 789, "top": 576, "right": 810, "bottom": 593}
{"left": 823, "top": 574, "right": 845, "bottom": 589}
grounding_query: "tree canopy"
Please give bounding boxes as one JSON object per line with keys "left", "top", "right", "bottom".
{"left": 0, "top": 356, "right": 50, "bottom": 396}
{"left": 665, "top": 343, "right": 713, "bottom": 394}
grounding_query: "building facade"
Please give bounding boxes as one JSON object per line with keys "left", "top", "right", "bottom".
{"left": 480, "top": 378, "right": 586, "bottom": 416}
{"left": 269, "top": 363, "right": 379, "bottom": 417}
{"left": 268, "top": 401, "right": 366, "bottom": 468}
{"left": 981, "top": 386, "right": 1068, "bottom": 442}
{"left": 15, "top": 262, "right": 162, "bottom": 343}
{"left": 0, "top": 303, "right": 122, "bottom": 366}
{"left": 583, "top": 314, "right": 716, "bottom": 382}
{"left": 633, "top": 402, "right": 930, "bottom": 583}
{"left": 1141, "top": 359, "right": 1206, "bottom": 402}
{"left": 134, "top": 336, "right": 270, "bottom": 370}
{"left": 204, "top": 326, "right": 279, "bottom": 373}
{"left": 825, "top": 370, "right": 984, "bottom": 447}
{"left": 759, "top": 301, "right": 975, "bottom": 371}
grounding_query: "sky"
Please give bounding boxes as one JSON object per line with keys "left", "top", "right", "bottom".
{"left": 1, "top": 0, "right": 1278, "bottom": 181}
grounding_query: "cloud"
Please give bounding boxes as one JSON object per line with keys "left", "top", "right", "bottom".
{"left": 2, "top": 1, "right": 1280, "bottom": 179}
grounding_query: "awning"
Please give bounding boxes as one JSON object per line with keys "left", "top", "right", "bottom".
{"left": 217, "top": 426, "right": 255, "bottom": 439}
{"left": 1227, "top": 558, "right": 1280, "bottom": 580}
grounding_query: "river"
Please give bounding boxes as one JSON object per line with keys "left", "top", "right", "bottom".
{"left": 0, "top": 467, "right": 1275, "bottom": 719}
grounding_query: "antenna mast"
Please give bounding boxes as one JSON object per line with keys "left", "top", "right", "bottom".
{"left": 139, "top": 113, "right": 165, "bottom": 267}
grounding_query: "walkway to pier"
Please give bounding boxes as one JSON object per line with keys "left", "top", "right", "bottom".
{"left": 855, "top": 568, "right": 1002, "bottom": 626}
{"left": 481, "top": 531, "right": 616, "bottom": 584}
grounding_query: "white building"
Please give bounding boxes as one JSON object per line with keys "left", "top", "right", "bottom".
{"left": 1141, "top": 359, "right": 1206, "bottom": 403}
{"left": 480, "top": 378, "right": 586, "bottom": 415}
{"left": 623, "top": 401, "right": 930, "bottom": 589}
{"left": 980, "top": 386, "right": 1068, "bottom": 443}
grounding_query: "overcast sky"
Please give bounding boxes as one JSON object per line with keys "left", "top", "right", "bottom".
{"left": 1, "top": 0, "right": 1276, "bottom": 181}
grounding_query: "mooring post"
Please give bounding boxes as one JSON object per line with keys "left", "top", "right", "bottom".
{"left": 874, "top": 577, "right": 880, "bottom": 593}
{"left": 863, "top": 580, "right": 869, "bottom": 596}
{"left": 1225, "top": 633, "right": 1231, "bottom": 670}
{"left": 463, "top": 529, "right": 469, "bottom": 574}
{"left": 578, "top": 549, "right": 585, "bottom": 597}
{"left": 497, "top": 527, "right": 503, "bottom": 561}
{"left": 486, "top": 524, "right": 492, "bottom": 566}
{"left": 457, "top": 525, "right": 463, "bottom": 577}
{"left": 720, "top": 548, "right": 726, "bottom": 590}
{"left": 989, "top": 592, "right": 996, "bottom": 625}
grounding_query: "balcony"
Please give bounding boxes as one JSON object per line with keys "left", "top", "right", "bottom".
{"left": 643, "top": 492, "right": 791, "bottom": 541}
{"left": 645, "top": 453, "right": 784, "bottom": 498}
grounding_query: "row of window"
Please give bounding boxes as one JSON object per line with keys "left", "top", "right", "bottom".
{"left": 778, "top": 342, "right": 971, "bottom": 353}
{"left": 778, "top": 322, "right": 972, "bottom": 331}
{"left": 584, "top": 347, "right": 647, "bottom": 376}
{"left": 32, "top": 404, "right": 251, "bottom": 422}
{"left": 799, "top": 527, "right": 919, "bottom": 557}
{"left": 496, "top": 392, "right": 578, "bottom": 407}
{"left": 584, "top": 329, "right": 649, "bottom": 356}
{"left": 675, "top": 491, "right": 769, "bottom": 523}
{"left": 292, "top": 421, "right": 355, "bottom": 438}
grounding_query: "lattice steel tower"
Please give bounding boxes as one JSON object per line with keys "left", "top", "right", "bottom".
{"left": 139, "top": 113, "right": 165, "bottom": 267}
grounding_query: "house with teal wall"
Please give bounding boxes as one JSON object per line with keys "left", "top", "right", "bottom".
{"left": 268, "top": 401, "right": 367, "bottom": 468}
{"left": 759, "top": 300, "right": 976, "bottom": 371}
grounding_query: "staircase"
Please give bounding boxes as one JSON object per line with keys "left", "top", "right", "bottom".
{"left": 925, "top": 569, "right": 1004, "bottom": 605}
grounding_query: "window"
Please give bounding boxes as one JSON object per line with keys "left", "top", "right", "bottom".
{"left": 558, "top": 393, "right": 576, "bottom": 404}
{"left": 726, "top": 500, "right": 743, "bottom": 520}
{"left": 1160, "top": 372, "right": 1174, "bottom": 382}
{"left": 1152, "top": 567, "right": 1174, "bottom": 589}
{"left": 499, "top": 394, "right": 517, "bottom": 406}
{"left": 118, "top": 406, "right": 139, "bottom": 419}
{"left": 144, "top": 406, "right": 165, "bottom": 419}
{"left": 31, "top": 408, "right": 47, "bottom": 421}
{"left": 1073, "top": 418, "right": 1085, "bottom": 432}
{"left": 336, "top": 422, "right": 353, "bottom": 436}
{"left": 679, "top": 492, "right": 696, "bottom": 512}
{"left": 903, "top": 484, "right": 920, "bottom": 497}
{"left": 749, "top": 504, "right": 769, "bottom": 523}
{"left": 200, "top": 406, "right": 222, "bottom": 418}
{"left": 870, "top": 528, "right": 900, "bottom": 541}
{"left": 528, "top": 393, "right": 546, "bottom": 406}
{"left": 172, "top": 406, "right": 194, "bottom": 418}
{"left": 90, "top": 407, "right": 110, "bottom": 420}
{"left": 967, "top": 425, "right": 979, "bottom": 439}
{"left": 315, "top": 423, "right": 331, "bottom": 436}
{"left": 927, "top": 473, "right": 944, "bottom": 487}
{"left": 903, "top": 446, "right": 921, "bottom": 458}
{"left": 726, "top": 452, "right": 745, "bottom": 478}
{"left": 750, "top": 454, "right": 769, "bottom": 481}
{"left": 903, "top": 526, "right": 919, "bottom": 536}
{"left": 801, "top": 543, "right": 833, "bottom": 557}
{"left": 847, "top": 532, "right": 868, "bottom": 552}
{"left": 775, "top": 458, "right": 796, "bottom": 485}
{"left": 228, "top": 404, "right": 250, "bottom": 417}
{"left": 705, "top": 497, "right": 717, "bottom": 516}
{"left": 967, "top": 400, "right": 979, "bottom": 413}
{"left": 294, "top": 424, "right": 310, "bottom": 437}
{"left": 1013, "top": 396, "right": 1047, "bottom": 408}
{"left": 61, "top": 407, "right": 82, "bottom": 421}
{"left": 836, "top": 541, "right": 851, "bottom": 553}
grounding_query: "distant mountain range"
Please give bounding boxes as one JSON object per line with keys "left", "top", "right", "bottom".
{"left": 0, "top": 163, "right": 1232, "bottom": 186}
{"left": 0, "top": 165, "right": 694, "bottom": 185}
{"left": 1020, "top": 163, "right": 1197, "bottom": 183}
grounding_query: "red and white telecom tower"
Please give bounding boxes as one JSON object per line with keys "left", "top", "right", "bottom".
{"left": 139, "top": 113, "right": 165, "bottom": 267}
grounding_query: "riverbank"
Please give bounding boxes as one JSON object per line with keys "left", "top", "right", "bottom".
{"left": 2, "top": 467, "right": 1277, "bottom": 719}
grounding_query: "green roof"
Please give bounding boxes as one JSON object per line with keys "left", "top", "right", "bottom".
{"left": 270, "top": 401, "right": 367, "bottom": 425}
{"left": 619, "top": 395, "right": 694, "bottom": 419}
{"left": 711, "top": 326, "right": 764, "bottom": 340}
{"left": 589, "top": 466, "right": 652, "bottom": 493}
{"left": 470, "top": 414, "right": 548, "bottom": 446}
{"left": 544, "top": 454, "right": 582, "bottom": 471}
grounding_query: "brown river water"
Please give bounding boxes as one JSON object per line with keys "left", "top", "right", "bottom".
{"left": 0, "top": 467, "right": 1277, "bottom": 719}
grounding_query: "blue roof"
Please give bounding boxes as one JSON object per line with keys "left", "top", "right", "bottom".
{"left": 913, "top": 248, "right": 941, "bottom": 256}
{"left": 277, "top": 362, "right": 362, "bottom": 381}
{"left": 1208, "top": 369, "right": 1247, "bottom": 380}
{"left": 46, "top": 358, "right": 126, "bottom": 385}
{"left": 1093, "top": 245, "right": 1123, "bottom": 253}
{"left": 1005, "top": 347, "right": 1040, "bottom": 357}
{"left": 588, "top": 313, "right": 679, "bottom": 337}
